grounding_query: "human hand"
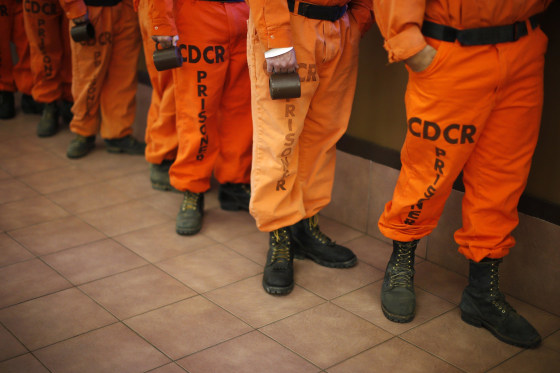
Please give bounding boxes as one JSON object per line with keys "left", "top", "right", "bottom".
{"left": 266, "top": 49, "right": 299, "bottom": 74}
{"left": 151, "top": 35, "right": 178, "bottom": 49}
{"left": 405, "top": 44, "right": 437, "bottom": 72}
{"left": 72, "top": 12, "right": 89, "bottom": 25}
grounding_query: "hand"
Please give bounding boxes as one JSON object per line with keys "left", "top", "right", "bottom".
{"left": 405, "top": 44, "right": 437, "bottom": 72}
{"left": 151, "top": 35, "right": 178, "bottom": 49}
{"left": 72, "top": 12, "right": 89, "bottom": 25}
{"left": 266, "top": 49, "right": 298, "bottom": 74}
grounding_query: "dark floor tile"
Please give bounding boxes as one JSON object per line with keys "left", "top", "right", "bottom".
{"left": 0, "top": 196, "right": 69, "bottom": 231}
{"left": 0, "top": 354, "right": 50, "bottom": 373}
{"left": 488, "top": 346, "right": 560, "bottom": 373}
{"left": 0, "top": 179, "right": 39, "bottom": 204}
{"left": 0, "top": 233, "right": 34, "bottom": 267}
{"left": 0, "top": 324, "right": 27, "bottom": 361}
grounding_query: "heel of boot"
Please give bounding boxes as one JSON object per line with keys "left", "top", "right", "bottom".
{"left": 461, "top": 311, "right": 482, "bottom": 328}
{"left": 219, "top": 194, "right": 241, "bottom": 211}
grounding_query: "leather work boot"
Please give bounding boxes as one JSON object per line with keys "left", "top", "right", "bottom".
{"left": 460, "top": 258, "right": 541, "bottom": 348}
{"left": 381, "top": 240, "right": 418, "bottom": 323}
{"left": 176, "top": 191, "right": 204, "bottom": 235}
{"left": 218, "top": 183, "right": 250, "bottom": 211}
{"left": 262, "top": 227, "right": 294, "bottom": 295}
{"left": 37, "top": 101, "right": 59, "bottom": 137}
{"left": 60, "top": 99, "right": 73, "bottom": 125}
{"left": 104, "top": 135, "right": 146, "bottom": 155}
{"left": 289, "top": 215, "right": 357, "bottom": 268}
{"left": 21, "top": 94, "right": 43, "bottom": 114}
{"left": 67, "top": 135, "right": 96, "bottom": 159}
{"left": 0, "top": 91, "right": 16, "bottom": 119}
{"left": 150, "top": 160, "right": 178, "bottom": 192}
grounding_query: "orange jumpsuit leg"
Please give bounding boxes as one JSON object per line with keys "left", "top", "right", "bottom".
{"left": 168, "top": 1, "right": 252, "bottom": 193}
{"left": 11, "top": 0, "right": 34, "bottom": 95}
{"left": 378, "top": 27, "right": 547, "bottom": 262}
{"left": 70, "top": 0, "right": 140, "bottom": 139}
{"left": 247, "top": 14, "right": 361, "bottom": 232}
{"left": 22, "top": 0, "right": 72, "bottom": 103}
{"left": 137, "top": 0, "right": 177, "bottom": 164}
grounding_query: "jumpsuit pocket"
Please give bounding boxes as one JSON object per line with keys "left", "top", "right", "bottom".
{"left": 406, "top": 38, "right": 451, "bottom": 77}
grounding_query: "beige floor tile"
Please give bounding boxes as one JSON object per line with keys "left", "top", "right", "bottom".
{"left": 178, "top": 331, "right": 320, "bottom": 373}
{"left": 46, "top": 181, "right": 134, "bottom": 214}
{"left": 345, "top": 235, "right": 394, "bottom": 270}
{"left": 1, "top": 151, "right": 68, "bottom": 177}
{"left": 0, "top": 179, "right": 39, "bottom": 204}
{"left": 488, "top": 347, "right": 560, "bottom": 373}
{"left": 19, "top": 166, "right": 97, "bottom": 195}
{"left": 125, "top": 296, "right": 252, "bottom": 359}
{"left": 260, "top": 303, "right": 392, "bottom": 369}
{"left": 78, "top": 200, "right": 172, "bottom": 236}
{"left": 0, "top": 288, "right": 117, "bottom": 350}
{"left": 332, "top": 282, "right": 456, "bottom": 335}
{"left": 147, "top": 363, "right": 188, "bottom": 373}
{"left": 0, "top": 196, "right": 69, "bottom": 231}
{"left": 226, "top": 231, "right": 269, "bottom": 266}
{"left": 0, "top": 258, "right": 71, "bottom": 308}
{"left": 0, "top": 324, "right": 27, "bottom": 361}
{"left": 0, "top": 354, "right": 50, "bottom": 373}
{"left": 34, "top": 323, "right": 169, "bottom": 373}
{"left": 198, "top": 208, "right": 259, "bottom": 244}
{"left": 401, "top": 308, "right": 522, "bottom": 373}
{"left": 0, "top": 168, "right": 12, "bottom": 180}
{"left": 316, "top": 215, "right": 366, "bottom": 244}
{"left": 327, "top": 337, "right": 462, "bottom": 373}
{"left": 8, "top": 216, "right": 105, "bottom": 256}
{"left": 0, "top": 136, "right": 46, "bottom": 161}
{"left": 295, "top": 259, "right": 383, "bottom": 300}
{"left": 114, "top": 222, "right": 216, "bottom": 263}
{"left": 105, "top": 170, "right": 161, "bottom": 199}
{"left": 156, "top": 244, "right": 262, "bottom": 293}
{"left": 69, "top": 150, "right": 148, "bottom": 182}
{"left": 414, "top": 261, "right": 468, "bottom": 304}
{"left": 141, "top": 191, "right": 184, "bottom": 219}
{"left": 42, "top": 239, "right": 147, "bottom": 285}
{"left": 206, "top": 275, "right": 324, "bottom": 327}
{"left": 80, "top": 265, "right": 196, "bottom": 320}
{"left": 0, "top": 233, "right": 34, "bottom": 267}
{"left": 507, "top": 297, "right": 560, "bottom": 339}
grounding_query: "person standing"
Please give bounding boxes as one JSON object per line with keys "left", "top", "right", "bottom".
{"left": 245, "top": 0, "right": 373, "bottom": 295}
{"left": 373, "top": 0, "right": 550, "bottom": 348}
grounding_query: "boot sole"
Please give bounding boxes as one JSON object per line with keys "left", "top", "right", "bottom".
{"left": 381, "top": 303, "right": 415, "bottom": 323}
{"left": 151, "top": 182, "right": 181, "bottom": 193}
{"left": 262, "top": 280, "right": 294, "bottom": 295}
{"left": 460, "top": 311, "right": 541, "bottom": 348}
{"left": 106, "top": 147, "right": 144, "bottom": 155}
{"left": 176, "top": 226, "right": 202, "bottom": 236}
{"left": 294, "top": 251, "right": 357, "bottom": 268}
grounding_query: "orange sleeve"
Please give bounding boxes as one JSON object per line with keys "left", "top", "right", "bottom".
{"left": 349, "top": 0, "right": 374, "bottom": 37}
{"left": 246, "top": 0, "right": 293, "bottom": 51}
{"left": 373, "top": 0, "right": 427, "bottom": 63}
{"left": 59, "top": 0, "right": 88, "bottom": 20}
{"left": 150, "top": 0, "right": 177, "bottom": 36}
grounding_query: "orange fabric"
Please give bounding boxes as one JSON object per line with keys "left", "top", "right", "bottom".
{"left": 373, "top": 0, "right": 552, "bottom": 63}
{"left": 247, "top": 10, "right": 368, "bottom": 232}
{"left": 154, "top": 0, "right": 252, "bottom": 193}
{"left": 0, "top": 0, "right": 33, "bottom": 94}
{"left": 246, "top": 0, "right": 373, "bottom": 51}
{"left": 22, "top": 0, "right": 72, "bottom": 103}
{"left": 65, "top": 0, "right": 141, "bottom": 139}
{"left": 138, "top": 0, "right": 177, "bottom": 164}
{"left": 378, "top": 27, "right": 548, "bottom": 262}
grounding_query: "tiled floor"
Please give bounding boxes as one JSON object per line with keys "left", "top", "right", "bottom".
{"left": 1, "top": 96, "right": 560, "bottom": 373}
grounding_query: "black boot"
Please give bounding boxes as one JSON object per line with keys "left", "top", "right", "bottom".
{"left": 381, "top": 240, "right": 418, "bottom": 323}
{"left": 263, "top": 227, "right": 294, "bottom": 295}
{"left": 289, "top": 215, "right": 356, "bottom": 268}
{"left": 0, "top": 91, "right": 16, "bottom": 119}
{"left": 218, "top": 183, "right": 250, "bottom": 211}
{"left": 21, "top": 94, "right": 43, "bottom": 114}
{"left": 67, "top": 135, "right": 96, "bottom": 159}
{"left": 176, "top": 191, "right": 204, "bottom": 235}
{"left": 60, "top": 99, "right": 73, "bottom": 125}
{"left": 460, "top": 258, "right": 541, "bottom": 348}
{"left": 150, "top": 159, "right": 178, "bottom": 192}
{"left": 104, "top": 135, "right": 146, "bottom": 155}
{"left": 37, "top": 102, "right": 59, "bottom": 137}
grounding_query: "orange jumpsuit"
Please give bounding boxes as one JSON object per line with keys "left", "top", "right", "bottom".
{"left": 22, "top": 0, "right": 72, "bottom": 103}
{"left": 0, "top": 0, "right": 33, "bottom": 95}
{"left": 246, "top": 0, "right": 373, "bottom": 232}
{"left": 151, "top": 0, "right": 253, "bottom": 193}
{"left": 60, "top": 0, "right": 141, "bottom": 139}
{"left": 136, "top": 0, "right": 177, "bottom": 164}
{"left": 374, "top": 0, "right": 551, "bottom": 262}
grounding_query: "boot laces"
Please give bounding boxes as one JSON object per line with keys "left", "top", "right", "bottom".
{"left": 389, "top": 244, "right": 415, "bottom": 287}
{"left": 488, "top": 263, "right": 514, "bottom": 314}
{"left": 181, "top": 191, "right": 200, "bottom": 211}
{"left": 308, "top": 215, "right": 334, "bottom": 245}
{"left": 271, "top": 229, "right": 291, "bottom": 265}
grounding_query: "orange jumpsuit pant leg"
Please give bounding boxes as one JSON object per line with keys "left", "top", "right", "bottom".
{"left": 247, "top": 14, "right": 361, "bottom": 232}
{"left": 137, "top": 0, "right": 177, "bottom": 164}
{"left": 169, "top": 1, "right": 252, "bottom": 193}
{"left": 12, "top": 0, "right": 34, "bottom": 95}
{"left": 378, "top": 26, "right": 547, "bottom": 262}
{"left": 70, "top": 0, "right": 140, "bottom": 139}
{"left": 22, "top": 0, "right": 71, "bottom": 103}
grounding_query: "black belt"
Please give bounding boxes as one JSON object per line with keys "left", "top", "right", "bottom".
{"left": 287, "top": 0, "right": 347, "bottom": 22}
{"left": 200, "top": 0, "right": 245, "bottom": 2}
{"left": 421, "top": 15, "right": 539, "bottom": 46}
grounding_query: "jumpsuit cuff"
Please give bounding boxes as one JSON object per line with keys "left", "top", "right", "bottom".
{"left": 384, "top": 25, "right": 427, "bottom": 63}
{"left": 151, "top": 19, "right": 177, "bottom": 36}
{"left": 260, "top": 26, "right": 293, "bottom": 51}
{"left": 60, "top": 0, "right": 88, "bottom": 20}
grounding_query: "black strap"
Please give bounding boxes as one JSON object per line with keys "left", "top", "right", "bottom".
{"left": 287, "top": 0, "right": 347, "bottom": 22}
{"left": 421, "top": 15, "right": 539, "bottom": 46}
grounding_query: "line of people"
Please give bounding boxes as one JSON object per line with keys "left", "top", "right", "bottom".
{"left": 1, "top": 0, "right": 551, "bottom": 351}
